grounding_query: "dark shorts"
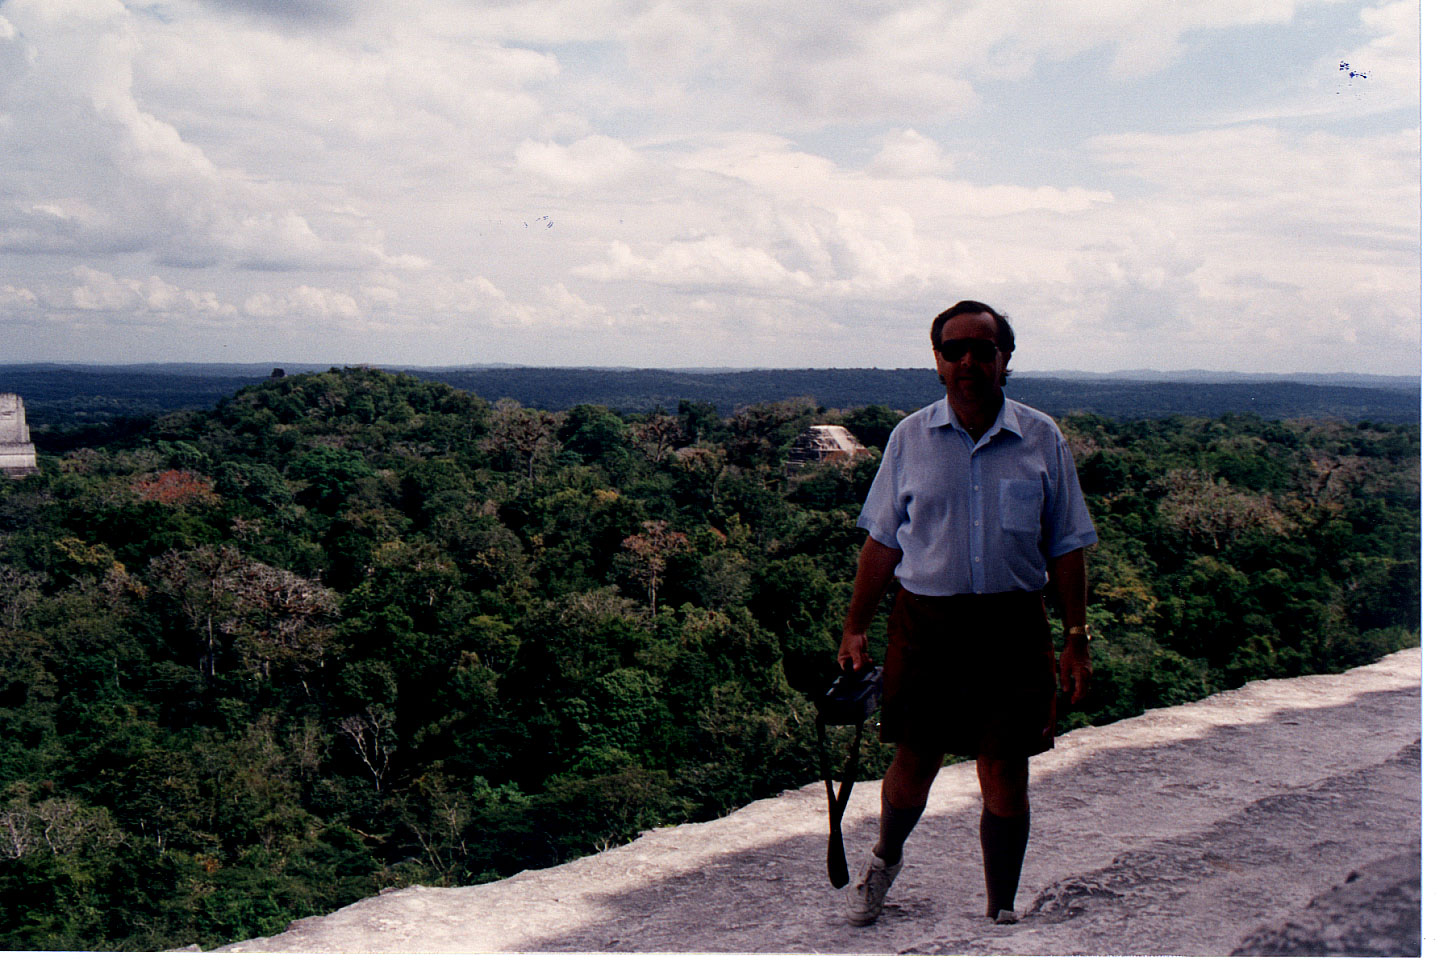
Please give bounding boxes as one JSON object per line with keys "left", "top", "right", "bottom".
{"left": 880, "top": 587, "right": 1057, "bottom": 758}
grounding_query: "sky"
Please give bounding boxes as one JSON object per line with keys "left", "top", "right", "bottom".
{"left": 0, "top": 0, "right": 1420, "bottom": 373}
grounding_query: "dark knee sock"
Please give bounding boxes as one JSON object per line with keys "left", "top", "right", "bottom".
{"left": 872, "top": 793, "right": 925, "bottom": 866}
{"left": 979, "top": 807, "right": 1030, "bottom": 917}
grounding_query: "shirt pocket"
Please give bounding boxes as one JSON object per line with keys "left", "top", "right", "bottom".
{"left": 1000, "top": 479, "right": 1042, "bottom": 534}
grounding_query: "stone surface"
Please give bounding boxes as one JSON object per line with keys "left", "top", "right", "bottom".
{"left": 0, "top": 392, "right": 38, "bottom": 477}
{"left": 217, "top": 648, "right": 1420, "bottom": 956}
{"left": 1230, "top": 845, "right": 1420, "bottom": 957}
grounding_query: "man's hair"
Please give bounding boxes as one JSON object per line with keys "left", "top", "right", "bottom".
{"left": 929, "top": 300, "right": 1015, "bottom": 353}
{"left": 930, "top": 299, "right": 1015, "bottom": 383}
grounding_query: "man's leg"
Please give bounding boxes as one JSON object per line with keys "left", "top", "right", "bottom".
{"left": 976, "top": 753, "right": 1030, "bottom": 921}
{"left": 873, "top": 742, "right": 945, "bottom": 864}
{"left": 847, "top": 742, "right": 945, "bottom": 926}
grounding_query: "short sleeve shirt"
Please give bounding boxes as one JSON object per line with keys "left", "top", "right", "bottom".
{"left": 858, "top": 395, "right": 1097, "bottom": 596}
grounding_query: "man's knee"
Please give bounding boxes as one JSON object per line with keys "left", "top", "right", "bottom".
{"left": 976, "top": 753, "right": 1029, "bottom": 816}
{"left": 884, "top": 743, "right": 945, "bottom": 807}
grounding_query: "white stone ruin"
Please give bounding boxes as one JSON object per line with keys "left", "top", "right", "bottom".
{"left": 783, "top": 424, "right": 870, "bottom": 477}
{"left": 0, "top": 394, "right": 39, "bottom": 477}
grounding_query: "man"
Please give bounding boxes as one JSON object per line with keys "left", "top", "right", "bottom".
{"left": 837, "top": 300, "right": 1096, "bottom": 926}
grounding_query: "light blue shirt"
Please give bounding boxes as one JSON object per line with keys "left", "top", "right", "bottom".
{"left": 858, "top": 395, "right": 1097, "bottom": 596}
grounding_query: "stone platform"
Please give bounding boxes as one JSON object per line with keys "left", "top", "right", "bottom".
{"left": 218, "top": 649, "right": 1421, "bottom": 955}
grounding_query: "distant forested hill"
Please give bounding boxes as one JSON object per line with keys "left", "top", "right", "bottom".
{"left": 415, "top": 367, "right": 1419, "bottom": 423}
{"left": 0, "top": 365, "right": 1420, "bottom": 442}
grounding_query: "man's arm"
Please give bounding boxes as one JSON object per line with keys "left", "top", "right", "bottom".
{"left": 837, "top": 535, "right": 903, "bottom": 671}
{"left": 1048, "top": 547, "right": 1090, "bottom": 701}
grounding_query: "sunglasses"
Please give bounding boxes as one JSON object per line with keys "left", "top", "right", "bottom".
{"left": 938, "top": 338, "right": 999, "bottom": 363}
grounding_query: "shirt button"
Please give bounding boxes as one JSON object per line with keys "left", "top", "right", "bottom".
{"left": 973, "top": 557, "right": 981, "bottom": 562}
{"left": 973, "top": 520, "right": 980, "bottom": 526}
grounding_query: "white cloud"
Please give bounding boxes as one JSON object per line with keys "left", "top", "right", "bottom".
{"left": 869, "top": 129, "right": 955, "bottom": 179}
{"left": 1090, "top": 125, "right": 1418, "bottom": 239}
{"left": 673, "top": 135, "right": 1110, "bottom": 218}
{"left": 361, "top": 285, "right": 400, "bottom": 306}
{"left": 0, "top": 283, "right": 38, "bottom": 308}
{"left": 514, "top": 136, "right": 644, "bottom": 192}
{"left": 536, "top": 282, "right": 613, "bottom": 327}
{"left": 601, "top": 0, "right": 1341, "bottom": 122}
{"left": 415, "top": 274, "right": 510, "bottom": 314}
{"left": 128, "top": 0, "right": 567, "bottom": 204}
{"left": 990, "top": 123, "right": 1420, "bottom": 372}
{"left": 1352, "top": 0, "right": 1419, "bottom": 103}
{"left": 939, "top": 0, "right": 1321, "bottom": 81}
{"left": 399, "top": 273, "right": 562, "bottom": 331}
{"left": 0, "top": 0, "right": 1417, "bottom": 373}
{"left": 0, "top": 0, "right": 408, "bottom": 271}
{"left": 69, "top": 266, "right": 236, "bottom": 317}
{"left": 243, "top": 285, "right": 359, "bottom": 320}
{"left": 612, "top": 0, "right": 979, "bottom": 124}
{"left": 615, "top": 135, "right": 1113, "bottom": 298}
{"left": 576, "top": 237, "right": 814, "bottom": 291}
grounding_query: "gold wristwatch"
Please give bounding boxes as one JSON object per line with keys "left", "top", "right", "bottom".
{"left": 1064, "top": 625, "right": 1091, "bottom": 643}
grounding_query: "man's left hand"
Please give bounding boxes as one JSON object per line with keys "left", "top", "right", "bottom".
{"left": 1059, "top": 642, "right": 1092, "bottom": 703}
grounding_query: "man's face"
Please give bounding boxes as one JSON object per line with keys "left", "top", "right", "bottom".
{"left": 933, "top": 311, "right": 1007, "bottom": 407}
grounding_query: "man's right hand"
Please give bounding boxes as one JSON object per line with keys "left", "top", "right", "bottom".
{"left": 837, "top": 630, "right": 872, "bottom": 672}
{"left": 837, "top": 535, "right": 900, "bottom": 673}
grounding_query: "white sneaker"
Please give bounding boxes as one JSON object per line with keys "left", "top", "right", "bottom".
{"left": 845, "top": 854, "right": 903, "bottom": 926}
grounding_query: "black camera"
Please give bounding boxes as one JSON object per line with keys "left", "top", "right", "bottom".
{"left": 815, "top": 665, "right": 883, "bottom": 727}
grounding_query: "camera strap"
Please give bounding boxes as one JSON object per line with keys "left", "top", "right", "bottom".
{"left": 816, "top": 714, "right": 865, "bottom": 888}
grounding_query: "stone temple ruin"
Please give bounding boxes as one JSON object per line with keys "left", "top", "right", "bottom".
{"left": 783, "top": 424, "right": 870, "bottom": 477}
{"left": 0, "top": 394, "right": 39, "bottom": 478}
